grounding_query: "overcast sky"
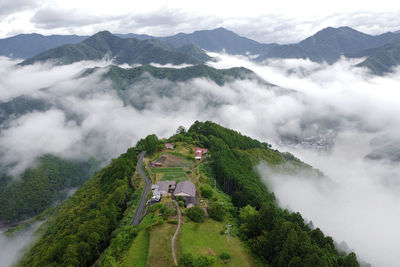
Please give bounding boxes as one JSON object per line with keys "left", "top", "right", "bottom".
{"left": 1, "top": 0, "right": 400, "bottom": 43}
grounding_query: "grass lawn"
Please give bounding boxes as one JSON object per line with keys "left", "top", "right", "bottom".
{"left": 179, "top": 219, "right": 257, "bottom": 267}
{"left": 161, "top": 172, "right": 188, "bottom": 183}
{"left": 120, "top": 228, "right": 150, "bottom": 267}
{"left": 151, "top": 167, "right": 184, "bottom": 173}
{"left": 146, "top": 222, "right": 177, "bottom": 266}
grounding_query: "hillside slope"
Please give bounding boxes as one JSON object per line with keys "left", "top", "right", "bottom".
{"left": 17, "top": 122, "right": 360, "bottom": 267}
{"left": 357, "top": 42, "right": 400, "bottom": 75}
{"left": 257, "top": 26, "right": 400, "bottom": 64}
{"left": 19, "top": 148, "right": 138, "bottom": 266}
{"left": 20, "top": 31, "right": 210, "bottom": 66}
{"left": 0, "top": 155, "right": 98, "bottom": 223}
{"left": 159, "top": 27, "right": 277, "bottom": 55}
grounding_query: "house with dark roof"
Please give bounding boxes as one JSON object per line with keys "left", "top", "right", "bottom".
{"left": 174, "top": 181, "right": 196, "bottom": 198}
{"left": 156, "top": 181, "right": 176, "bottom": 196}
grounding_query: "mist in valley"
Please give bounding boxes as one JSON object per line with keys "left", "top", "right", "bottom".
{"left": 0, "top": 52, "right": 400, "bottom": 266}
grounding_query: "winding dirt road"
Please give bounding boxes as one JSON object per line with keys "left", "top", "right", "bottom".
{"left": 171, "top": 200, "right": 182, "bottom": 265}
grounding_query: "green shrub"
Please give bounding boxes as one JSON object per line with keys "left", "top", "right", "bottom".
{"left": 168, "top": 220, "right": 178, "bottom": 225}
{"left": 208, "top": 202, "right": 225, "bottom": 221}
{"left": 186, "top": 206, "right": 205, "bottom": 223}
{"left": 179, "top": 253, "right": 215, "bottom": 267}
{"left": 219, "top": 252, "right": 231, "bottom": 260}
{"left": 200, "top": 185, "right": 213, "bottom": 198}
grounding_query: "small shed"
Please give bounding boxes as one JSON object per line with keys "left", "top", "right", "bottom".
{"left": 184, "top": 196, "right": 197, "bottom": 208}
{"left": 165, "top": 143, "right": 174, "bottom": 149}
{"left": 156, "top": 181, "right": 176, "bottom": 196}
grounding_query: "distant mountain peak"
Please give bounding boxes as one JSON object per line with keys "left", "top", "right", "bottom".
{"left": 88, "top": 30, "right": 114, "bottom": 39}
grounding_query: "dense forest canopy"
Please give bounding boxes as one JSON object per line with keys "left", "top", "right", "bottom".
{"left": 20, "top": 148, "right": 138, "bottom": 267}
{"left": 0, "top": 155, "right": 99, "bottom": 222}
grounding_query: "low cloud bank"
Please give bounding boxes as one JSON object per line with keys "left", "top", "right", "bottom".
{"left": 0, "top": 221, "right": 42, "bottom": 267}
{"left": 0, "top": 53, "right": 400, "bottom": 266}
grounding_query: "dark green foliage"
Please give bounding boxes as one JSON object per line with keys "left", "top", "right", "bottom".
{"left": 208, "top": 202, "right": 224, "bottom": 221}
{"left": 257, "top": 26, "right": 400, "bottom": 64}
{"left": 185, "top": 120, "right": 360, "bottom": 266}
{"left": 213, "top": 148, "right": 271, "bottom": 208}
{"left": 200, "top": 185, "right": 213, "bottom": 198}
{"left": 179, "top": 253, "right": 195, "bottom": 266}
{"left": 136, "top": 134, "right": 164, "bottom": 155}
{"left": 19, "top": 148, "right": 138, "bottom": 267}
{"left": 178, "top": 253, "right": 215, "bottom": 267}
{"left": 357, "top": 42, "right": 400, "bottom": 75}
{"left": 102, "top": 64, "right": 258, "bottom": 89}
{"left": 188, "top": 121, "right": 270, "bottom": 150}
{"left": 344, "top": 253, "right": 360, "bottom": 267}
{"left": 186, "top": 206, "right": 205, "bottom": 223}
{"left": 238, "top": 203, "right": 355, "bottom": 266}
{"left": 219, "top": 252, "right": 231, "bottom": 260}
{"left": 0, "top": 96, "right": 50, "bottom": 125}
{"left": 0, "top": 155, "right": 98, "bottom": 222}
{"left": 20, "top": 31, "right": 206, "bottom": 66}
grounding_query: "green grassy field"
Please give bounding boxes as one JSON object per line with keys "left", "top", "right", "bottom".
{"left": 120, "top": 228, "right": 150, "bottom": 267}
{"left": 147, "top": 222, "right": 176, "bottom": 266}
{"left": 151, "top": 167, "right": 188, "bottom": 182}
{"left": 180, "top": 219, "right": 257, "bottom": 267}
{"left": 151, "top": 167, "right": 184, "bottom": 173}
{"left": 161, "top": 172, "right": 188, "bottom": 183}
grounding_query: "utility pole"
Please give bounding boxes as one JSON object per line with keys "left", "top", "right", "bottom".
{"left": 225, "top": 224, "right": 232, "bottom": 248}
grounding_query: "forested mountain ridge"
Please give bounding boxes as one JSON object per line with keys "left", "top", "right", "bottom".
{"left": 0, "top": 155, "right": 99, "bottom": 222}
{"left": 19, "top": 148, "right": 138, "bottom": 266}
{"left": 19, "top": 31, "right": 210, "bottom": 66}
{"left": 15, "top": 121, "right": 360, "bottom": 267}
{"left": 158, "top": 27, "right": 278, "bottom": 55}
{"left": 4, "top": 26, "right": 400, "bottom": 74}
{"left": 256, "top": 26, "right": 400, "bottom": 64}
{"left": 97, "top": 64, "right": 265, "bottom": 87}
{"left": 356, "top": 41, "right": 400, "bottom": 75}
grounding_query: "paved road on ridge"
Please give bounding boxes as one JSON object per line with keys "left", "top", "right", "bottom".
{"left": 132, "top": 151, "right": 151, "bottom": 226}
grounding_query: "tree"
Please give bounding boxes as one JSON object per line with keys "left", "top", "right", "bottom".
{"left": 179, "top": 253, "right": 194, "bottom": 267}
{"left": 344, "top": 252, "right": 360, "bottom": 267}
{"left": 193, "top": 255, "right": 215, "bottom": 267}
{"left": 176, "top": 125, "right": 186, "bottom": 134}
{"left": 136, "top": 134, "right": 162, "bottom": 154}
{"left": 200, "top": 185, "right": 213, "bottom": 198}
{"left": 186, "top": 206, "right": 205, "bottom": 223}
{"left": 208, "top": 202, "right": 225, "bottom": 221}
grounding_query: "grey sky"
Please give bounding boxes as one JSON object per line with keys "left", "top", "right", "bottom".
{"left": 0, "top": 0, "right": 399, "bottom": 43}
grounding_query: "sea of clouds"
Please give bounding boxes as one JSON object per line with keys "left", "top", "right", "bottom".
{"left": 1, "top": 52, "right": 400, "bottom": 266}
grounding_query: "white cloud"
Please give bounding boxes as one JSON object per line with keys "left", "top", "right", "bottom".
{"left": 1, "top": 1, "right": 400, "bottom": 43}
{"left": 1, "top": 51, "right": 400, "bottom": 266}
{"left": 0, "top": 221, "right": 43, "bottom": 267}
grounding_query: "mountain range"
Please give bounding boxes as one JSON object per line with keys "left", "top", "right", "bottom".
{"left": 2, "top": 26, "right": 400, "bottom": 74}
{"left": 19, "top": 31, "right": 211, "bottom": 66}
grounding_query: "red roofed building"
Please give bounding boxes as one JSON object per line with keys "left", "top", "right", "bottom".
{"left": 194, "top": 147, "right": 208, "bottom": 160}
